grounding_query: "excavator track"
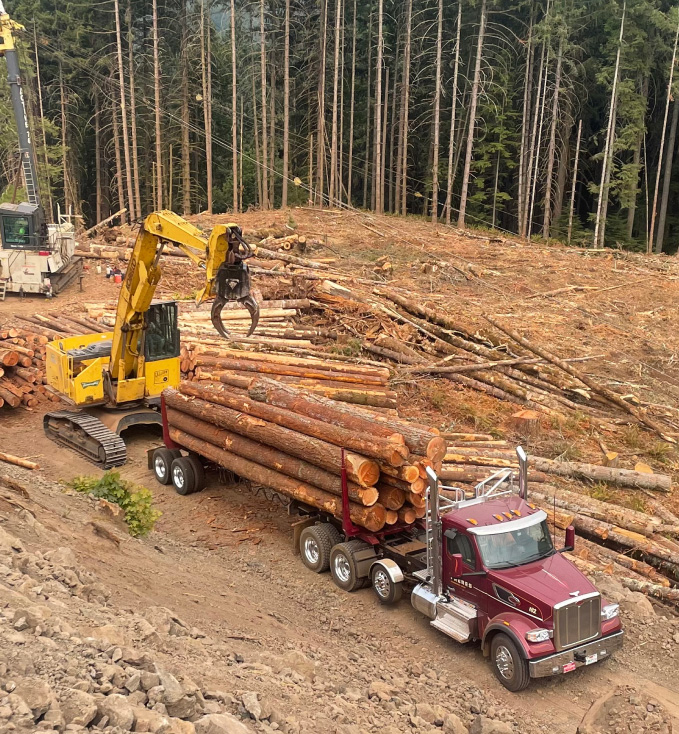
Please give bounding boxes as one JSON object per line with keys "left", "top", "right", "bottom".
{"left": 43, "top": 410, "right": 127, "bottom": 468}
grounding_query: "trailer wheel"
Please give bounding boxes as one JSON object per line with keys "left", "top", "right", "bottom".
{"left": 186, "top": 454, "right": 206, "bottom": 492}
{"left": 371, "top": 565, "right": 403, "bottom": 605}
{"left": 490, "top": 633, "right": 530, "bottom": 692}
{"left": 153, "top": 448, "right": 181, "bottom": 485}
{"left": 299, "top": 524, "right": 340, "bottom": 573}
{"left": 330, "top": 540, "right": 369, "bottom": 592}
{"left": 171, "top": 457, "right": 198, "bottom": 496}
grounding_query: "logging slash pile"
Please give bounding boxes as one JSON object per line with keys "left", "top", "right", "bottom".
{"left": 163, "top": 377, "right": 446, "bottom": 532}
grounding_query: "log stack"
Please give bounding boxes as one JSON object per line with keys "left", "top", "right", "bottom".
{"left": 163, "top": 378, "right": 446, "bottom": 533}
{"left": 0, "top": 325, "right": 72, "bottom": 410}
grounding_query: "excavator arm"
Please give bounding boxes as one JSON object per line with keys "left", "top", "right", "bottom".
{"left": 109, "top": 210, "right": 258, "bottom": 386}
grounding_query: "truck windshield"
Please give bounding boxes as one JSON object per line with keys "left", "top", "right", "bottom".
{"left": 475, "top": 520, "right": 555, "bottom": 570}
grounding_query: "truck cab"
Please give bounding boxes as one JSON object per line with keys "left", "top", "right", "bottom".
{"left": 409, "top": 457, "right": 623, "bottom": 691}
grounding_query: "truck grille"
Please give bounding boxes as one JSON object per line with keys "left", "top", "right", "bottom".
{"left": 554, "top": 594, "right": 601, "bottom": 650}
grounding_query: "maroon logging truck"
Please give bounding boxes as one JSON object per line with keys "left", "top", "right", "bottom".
{"left": 151, "top": 406, "right": 623, "bottom": 692}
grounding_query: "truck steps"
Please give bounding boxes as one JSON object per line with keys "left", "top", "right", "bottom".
{"left": 430, "top": 598, "right": 477, "bottom": 643}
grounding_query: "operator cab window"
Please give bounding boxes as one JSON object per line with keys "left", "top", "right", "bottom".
{"left": 144, "top": 303, "right": 180, "bottom": 362}
{"left": 2, "top": 216, "right": 31, "bottom": 248}
{"left": 447, "top": 532, "right": 476, "bottom": 568}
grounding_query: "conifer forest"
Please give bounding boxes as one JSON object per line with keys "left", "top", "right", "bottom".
{"left": 2, "top": 0, "right": 679, "bottom": 253}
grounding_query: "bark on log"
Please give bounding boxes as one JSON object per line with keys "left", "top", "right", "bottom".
{"left": 0, "top": 350, "right": 19, "bottom": 367}
{"left": 164, "top": 389, "right": 379, "bottom": 486}
{"left": 0, "top": 452, "right": 39, "bottom": 469}
{"left": 619, "top": 577, "right": 679, "bottom": 603}
{"left": 578, "top": 537, "right": 670, "bottom": 587}
{"left": 440, "top": 432, "right": 495, "bottom": 441}
{"left": 379, "top": 473, "right": 426, "bottom": 494}
{"left": 248, "top": 377, "right": 445, "bottom": 461}
{"left": 531, "top": 457, "right": 671, "bottom": 492}
{"left": 166, "top": 409, "right": 377, "bottom": 505}
{"left": 376, "top": 484, "right": 406, "bottom": 510}
{"left": 194, "top": 356, "right": 386, "bottom": 386}
{"left": 178, "top": 383, "right": 408, "bottom": 466}
{"left": 192, "top": 346, "right": 390, "bottom": 379}
{"left": 485, "top": 315, "right": 675, "bottom": 441}
{"left": 170, "top": 427, "right": 386, "bottom": 531}
{"left": 256, "top": 246, "right": 330, "bottom": 269}
{"left": 0, "top": 386, "right": 21, "bottom": 407}
{"left": 443, "top": 454, "right": 519, "bottom": 469}
{"left": 13, "top": 317, "right": 63, "bottom": 340}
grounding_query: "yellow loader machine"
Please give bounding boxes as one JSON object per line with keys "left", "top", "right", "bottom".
{"left": 44, "top": 211, "right": 258, "bottom": 467}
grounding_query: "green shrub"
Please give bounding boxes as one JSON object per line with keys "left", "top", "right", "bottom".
{"left": 68, "top": 471, "right": 161, "bottom": 537}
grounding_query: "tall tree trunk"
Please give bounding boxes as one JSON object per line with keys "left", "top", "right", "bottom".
{"left": 329, "top": 0, "right": 341, "bottom": 205}
{"left": 627, "top": 73, "right": 649, "bottom": 240}
{"left": 32, "top": 21, "right": 53, "bottom": 222}
{"left": 94, "top": 88, "right": 103, "bottom": 222}
{"left": 374, "top": 0, "right": 384, "bottom": 213}
{"left": 528, "top": 40, "right": 550, "bottom": 238}
{"left": 431, "top": 0, "right": 443, "bottom": 222}
{"left": 444, "top": 1, "right": 462, "bottom": 224}
{"left": 380, "top": 66, "right": 389, "bottom": 212}
{"left": 181, "top": 0, "right": 191, "bottom": 216}
{"left": 552, "top": 109, "right": 572, "bottom": 227}
{"left": 113, "top": 0, "right": 134, "bottom": 221}
{"left": 518, "top": 8, "right": 534, "bottom": 237}
{"left": 59, "top": 64, "right": 74, "bottom": 216}
{"left": 339, "top": 0, "right": 345, "bottom": 203}
{"left": 388, "top": 50, "right": 398, "bottom": 213}
{"left": 127, "top": 0, "right": 141, "bottom": 218}
{"left": 399, "top": 0, "right": 412, "bottom": 216}
{"left": 239, "top": 96, "right": 244, "bottom": 209}
{"left": 281, "top": 0, "right": 290, "bottom": 208}
{"left": 594, "top": 2, "right": 625, "bottom": 249}
{"left": 260, "top": 0, "right": 269, "bottom": 209}
{"left": 649, "top": 15, "right": 679, "bottom": 254}
{"left": 269, "top": 61, "right": 275, "bottom": 205}
{"left": 457, "top": 0, "right": 486, "bottom": 229}
{"left": 542, "top": 35, "right": 563, "bottom": 239}
{"left": 655, "top": 100, "right": 679, "bottom": 253}
{"left": 523, "top": 37, "right": 546, "bottom": 237}
{"left": 252, "top": 69, "right": 263, "bottom": 207}
{"left": 108, "top": 73, "right": 125, "bottom": 216}
{"left": 230, "top": 0, "right": 238, "bottom": 212}
{"left": 152, "top": 0, "right": 163, "bottom": 209}
{"left": 347, "top": 0, "right": 357, "bottom": 206}
{"left": 567, "top": 119, "right": 583, "bottom": 245}
{"left": 201, "top": 0, "right": 213, "bottom": 214}
{"left": 317, "top": 0, "right": 328, "bottom": 206}
{"left": 363, "top": 9, "right": 373, "bottom": 209}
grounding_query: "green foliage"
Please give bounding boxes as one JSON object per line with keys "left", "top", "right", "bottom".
{"left": 68, "top": 471, "right": 161, "bottom": 537}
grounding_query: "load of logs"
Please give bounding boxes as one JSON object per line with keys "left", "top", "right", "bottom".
{"left": 163, "top": 377, "right": 446, "bottom": 532}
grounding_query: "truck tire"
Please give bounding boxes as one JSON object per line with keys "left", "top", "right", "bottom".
{"left": 490, "top": 633, "right": 530, "bottom": 692}
{"left": 186, "top": 454, "right": 206, "bottom": 492}
{"left": 330, "top": 540, "right": 369, "bottom": 592}
{"left": 371, "top": 565, "right": 403, "bottom": 605}
{"left": 171, "top": 456, "right": 198, "bottom": 496}
{"left": 153, "top": 448, "right": 181, "bottom": 485}
{"left": 299, "top": 524, "right": 341, "bottom": 573}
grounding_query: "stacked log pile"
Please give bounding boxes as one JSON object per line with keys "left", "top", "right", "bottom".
{"left": 163, "top": 377, "right": 446, "bottom": 532}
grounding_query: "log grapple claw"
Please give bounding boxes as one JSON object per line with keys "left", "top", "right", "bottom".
{"left": 211, "top": 260, "right": 259, "bottom": 339}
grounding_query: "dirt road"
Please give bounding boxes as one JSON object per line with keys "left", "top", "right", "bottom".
{"left": 1, "top": 410, "right": 678, "bottom": 733}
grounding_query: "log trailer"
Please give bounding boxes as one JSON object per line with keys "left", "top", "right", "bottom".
{"left": 150, "top": 419, "right": 624, "bottom": 692}
{"left": 0, "top": 1, "right": 81, "bottom": 296}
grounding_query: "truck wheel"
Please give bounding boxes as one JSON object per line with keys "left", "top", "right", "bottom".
{"left": 371, "top": 565, "right": 403, "bottom": 605}
{"left": 186, "top": 454, "right": 206, "bottom": 492}
{"left": 299, "top": 524, "right": 341, "bottom": 573}
{"left": 171, "top": 457, "right": 198, "bottom": 496}
{"left": 153, "top": 448, "right": 180, "bottom": 485}
{"left": 330, "top": 540, "right": 369, "bottom": 592}
{"left": 490, "top": 633, "right": 530, "bottom": 692}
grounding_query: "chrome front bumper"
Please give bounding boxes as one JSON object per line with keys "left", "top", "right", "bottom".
{"left": 528, "top": 630, "right": 623, "bottom": 678}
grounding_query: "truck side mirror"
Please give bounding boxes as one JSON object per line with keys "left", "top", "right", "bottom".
{"left": 452, "top": 553, "right": 463, "bottom": 577}
{"left": 564, "top": 525, "right": 575, "bottom": 552}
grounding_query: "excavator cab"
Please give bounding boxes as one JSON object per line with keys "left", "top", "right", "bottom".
{"left": 0, "top": 202, "right": 46, "bottom": 250}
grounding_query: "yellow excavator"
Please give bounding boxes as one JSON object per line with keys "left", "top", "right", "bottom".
{"left": 43, "top": 211, "right": 259, "bottom": 467}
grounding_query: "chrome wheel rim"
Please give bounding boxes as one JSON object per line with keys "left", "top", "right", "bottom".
{"left": 334, "top": 554, "right": 351, "bottom": 583}
{"left": 495, "top": 645, "right": 514, "bottom": 680}
{"left": 172, "top": 466, "right": 185, "bottom": 490}
{"left": 154, "top": 457, "right": 167, "bottom": 480}
{"left": 373, "top": 569, "right": 390, "bottom": 598}
{"left": 304, "top": 537, "right": 320, "bottom": 565}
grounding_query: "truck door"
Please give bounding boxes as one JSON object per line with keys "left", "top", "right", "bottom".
{"left": 444, "top": 529, "right": 481, "bottom": 607}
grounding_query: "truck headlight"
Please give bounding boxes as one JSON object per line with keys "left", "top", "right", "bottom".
{"left": 601, "top": 603, "right": 619, "bottom": 620}
{"left": 525, "top": 628, "right": 552, "bottom": 643}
